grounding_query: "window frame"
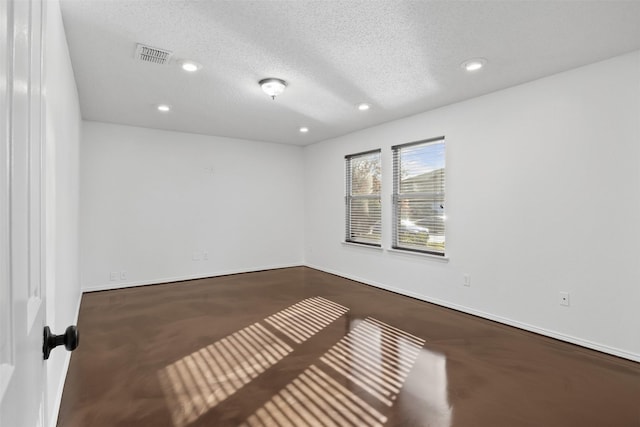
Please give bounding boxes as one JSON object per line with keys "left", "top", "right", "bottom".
{"left": 392, "top": 137, "right": 446, "bottom": 256}
{"left": 345, "top": 149, "right": 382, "bottom": 247}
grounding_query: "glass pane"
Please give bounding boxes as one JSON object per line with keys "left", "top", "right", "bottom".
{"left": 349, "top": 198, "right": 381, "bottom": 244}
{"left": 399, "top": 141, "right": 445, "bottom": 194}
{"left": 396, "top": 198, "right": 445, "bottom": 253}
{"left": 350, "top": 153, "right": 381, "bottom": 196}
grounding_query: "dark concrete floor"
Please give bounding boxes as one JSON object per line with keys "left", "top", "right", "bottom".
{"left": 57, "top": 267, "right": 640, "bottom": 427}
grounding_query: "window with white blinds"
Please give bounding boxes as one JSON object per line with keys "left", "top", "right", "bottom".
{"left": 345, "top": 150, "right": 381, "bottom": 246}
{"left": 392, "top": 137, "right": 446, "bottom": 255}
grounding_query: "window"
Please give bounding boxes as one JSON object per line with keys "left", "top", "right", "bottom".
{"left": 345, "top": 150, "right": 381, "bottom": 246}
{"left": 392, "top": 137, "right": 446, "bottom": 255}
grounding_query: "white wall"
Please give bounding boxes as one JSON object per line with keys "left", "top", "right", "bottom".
{"left": 78, "top": 51, "right": 639, "bottom": 363}
{"left": 80, "top": 122, "right": 305, "bottom": 291}
{"left": 44, "top": 0, "right": 82, "bottom": 425}
{"left": 304, "top": 51, "right": 640, "bottom": 361}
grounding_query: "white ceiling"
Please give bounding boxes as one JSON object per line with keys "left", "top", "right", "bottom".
{"left": 60, "top": 1, "right": 640, "bottom": 146}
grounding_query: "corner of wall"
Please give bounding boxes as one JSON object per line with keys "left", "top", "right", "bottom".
{"left": 44, "top": 0, "right": 83, "bottom": 425}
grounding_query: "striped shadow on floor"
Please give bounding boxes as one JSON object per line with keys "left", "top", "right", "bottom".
{"left": 264, "top": 296, "right": 349, "bottom": 344}
{"left": 241, "top": 317, "right": 425, "bottom": 426}
{"left": 241, "top": 365, "right": 387, "bottom": 427}
{"left": 158, "top": 297, "right": 348, "bottom": 427}
{"left": 321, "top": 317, "right": 425, "bottom": 406}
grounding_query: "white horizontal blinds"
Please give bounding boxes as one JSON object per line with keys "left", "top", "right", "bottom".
{"left": 393, "top": 138, "right": 446, "bottom": 255}
{"left": 345, "top": 150, "right": 381, "bottom": 246}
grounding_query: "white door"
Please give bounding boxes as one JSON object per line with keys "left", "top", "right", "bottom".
{"left": 1, "top": 0, "right": 48, "bottom": 426}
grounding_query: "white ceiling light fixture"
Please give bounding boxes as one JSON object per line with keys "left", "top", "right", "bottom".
{"left": 299, "top": 127, "right": 309, "bottom": 133}
{"left": 259, "top": 78, "right": 287, "bottom": 100}
{"left": 179, "top": 60, "right": 202, "bottom": 72}
{"left": 157, "top": 104, "right": 171, "bottom": 112}
{"left": 461, "top": 58, "right": 487, "bottom": 72}
{"left": 357, "top": 103, "right": 370, "bottom": 111}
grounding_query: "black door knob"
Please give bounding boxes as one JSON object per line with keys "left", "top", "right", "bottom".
{"left": 43, "top": 325, "right": 79, "bottom": 360}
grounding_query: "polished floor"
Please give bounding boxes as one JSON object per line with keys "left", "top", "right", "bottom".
{"left": 57, "top": 267, "right": 640, "bottom": 427}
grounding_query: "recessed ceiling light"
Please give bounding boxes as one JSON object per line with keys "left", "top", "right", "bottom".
{"left": 180, "top": 60, "right": 202, "bottom": 72}
{"left": 157, "top": 104, "right": 171, "bottom": 112}
{"left": 299, "top": 127, "right": 309, "bottom": 133}
{"left": 461, "top": 58, "right": 487, "bottom": 72}
{"left": 357, "top": 103, "right": 370, "bottom": 111}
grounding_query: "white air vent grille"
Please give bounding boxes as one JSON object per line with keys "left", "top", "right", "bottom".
{"left": 134, "top": 44, "right": 173, "bottom": 65}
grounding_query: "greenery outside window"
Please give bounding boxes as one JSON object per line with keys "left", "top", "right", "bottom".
{"left": 345, "top": 150, "right": 381, "bottom": 246}
{"left": 392, "top": 137, "right": 446, "bottom": 255}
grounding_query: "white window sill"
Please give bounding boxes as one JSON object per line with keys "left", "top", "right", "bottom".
{"left": 386, "top": 248, "right": 449, "bottom": 262}
{"left": 341, "top": 241, "right": 383, "bottom": 251}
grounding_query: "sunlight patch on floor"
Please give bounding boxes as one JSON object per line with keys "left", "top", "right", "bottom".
{"left": 241, "top": 365, "right": 387, "bottom": 427}
{"left": 158, "top": 322, "right": 291, "bottom": 427}
{"left": 242, "top": 317, "right": 426, "bottom": 426}
{"left": 320, "top": 317, "right": 425, "bottom": 406}
{"left": 264, "top": 296, "right": 348, "bottom": 344}
{"left": 158, "top": 297, "right": 348, "bottom": 427}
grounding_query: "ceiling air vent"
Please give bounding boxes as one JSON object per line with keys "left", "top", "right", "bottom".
{"left": 134, "top": 44, "right": 173, "bottom": 65}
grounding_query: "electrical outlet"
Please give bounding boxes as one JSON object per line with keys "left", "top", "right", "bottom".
{"left": 109, "top": 271, "right": 118, "bottom": 281}
{"left": 192, "top": 251, "right": 201, "bottom": 261}
{"left": 203, "top": 251, "right": 209, "bottom": 260}
{"left": 120, "top": 271, "right": 127, "bottom": 280}
{"left": 463, "top": 273, "right": 471, "bottom": 287}
{"left": 559, "top": 291, "right": 570, "bottom": 306}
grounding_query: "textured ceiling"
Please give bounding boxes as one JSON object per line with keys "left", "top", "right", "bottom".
{"left": 60, "top": 1, "right": 640, "bottom": 146}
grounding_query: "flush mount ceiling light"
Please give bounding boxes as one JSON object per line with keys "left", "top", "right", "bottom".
{"left": 157, "top": 104, "right": 171, "bottom": 112}
{"left": 179, "top": 60, "right": 202, "bottom": 72}
{"left": 259, "top": 78, "right": 287, "bottom": 100}
{"left": 357, "top": 103, "right": 370, "bottom": 111}
{"left": 299, "top": 127, "right": 309, "bottom": 133}
{"left": 461, "top": 58, "right": 487, "bottom": 72}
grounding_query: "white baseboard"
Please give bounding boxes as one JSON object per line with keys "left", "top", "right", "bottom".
{"left": 305, "top": 263, "right": 640, "bottom": 363}
{"left": 82, "top": 263, "right": 303, "bottom": 293}
{"left": 48, "top": 262, "right": 637, "bottom": 427}
{"left": 48, "top": 293, "right": 82, "bottom": 427}
{"left": 80, "top": 262, "right": 639, "bottom": 362}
